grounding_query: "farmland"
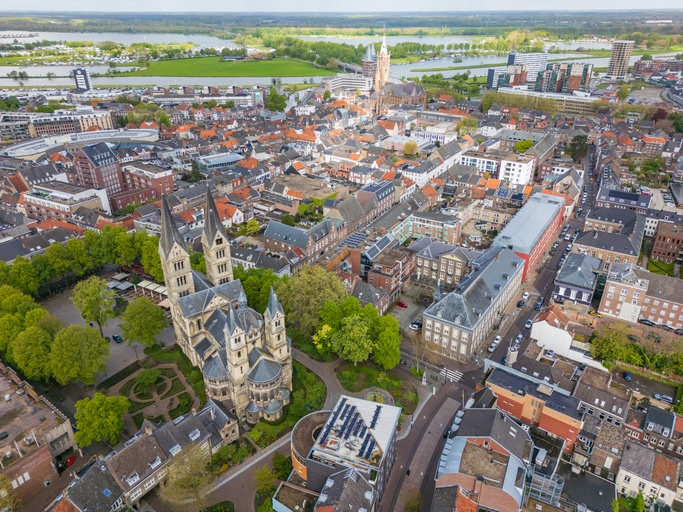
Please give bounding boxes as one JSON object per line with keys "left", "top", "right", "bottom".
{"left": 123, "top": 57, "right": 336, "bottom": 77}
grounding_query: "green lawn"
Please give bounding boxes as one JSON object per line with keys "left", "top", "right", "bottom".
{"left": 123, "top": 57, "right": 336, "bottom": 77}
{"left": 648, "top": 259, "right": 675, "bottom": 276}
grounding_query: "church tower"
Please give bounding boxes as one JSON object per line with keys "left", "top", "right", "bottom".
{"left": 201, "top": 189, "right": 233, "bottom": 286}
{"left": 224, "top": 304, "right": 249, "bottom": 410}
{"left": 263, "top": 287, "right": 291, "bottom": 389}
{"left": 159, "top": 196, "right": 194, "bottom": 302}
{"left": 374, "top": 35, "right": 391, "bottom": 91}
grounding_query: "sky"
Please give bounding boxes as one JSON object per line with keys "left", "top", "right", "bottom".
{"left": 1, "top": 1, "right": 681, "bottom": 12}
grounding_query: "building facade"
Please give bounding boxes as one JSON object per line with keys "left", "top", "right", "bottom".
{"left": 374, "top": 36, "right": 391, "bottom": 91}
{"left": 607, "top": 41, "right": 635, "bottom": 80}
{"left": 73, "top": 142, "right": 124, "bottom": 197}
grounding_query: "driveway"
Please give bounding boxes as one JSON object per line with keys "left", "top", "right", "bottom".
{"left": 611, "top": 368, "right": 677, "bottom": 402}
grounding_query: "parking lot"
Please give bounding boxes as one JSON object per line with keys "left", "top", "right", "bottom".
{"left": 648, "top": 187, "right": 678, "bottom": 211}
{"left": 627, "top": 87, "right": 665, "bottom": 106}
{"left": 392, "top": 283, "right": 430, "bottom": 331}
{"left": 610, "top": 367, "right": 678, "bottom": 405}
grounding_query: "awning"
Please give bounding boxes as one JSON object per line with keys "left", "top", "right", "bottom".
{"left": 107, "top": 281, "right": 119, "bottom": 289}
{"left": 116, "top": 282, "right": 134, "bottom": 291}
{"left": 147, "top": 284, "right": 162, "bottom": 292}
{"left": 158, "top": 298, "right": 171, "bottom": 309}
{"left": 137, "top": 280, "right": 153, "bottom": 289}
{"left": 112, "top": 273, "right": 129, "bottom": 281}
{"left": 156, "top": 286, "right": 167, "bottom": 296}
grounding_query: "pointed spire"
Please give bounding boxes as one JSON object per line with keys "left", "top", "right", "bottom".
{"left": 266, "top": 287, "right": 284, "bottom": 318}
{"left": 225, "top": 302, "right": 244, "bottom": 338}
{"left": 203, "top": 188, "right": 228, "bottom": 244}
{"left": 237, "top": 288, "right": 248, "bottom": 309}
{"left": 160, "top": 196, "right": 187, "bottom": 257}
{"left": 380, "top": 35, "right": 388, "bottom": 55}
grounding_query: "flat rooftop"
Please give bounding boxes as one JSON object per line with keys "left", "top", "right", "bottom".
{"left": 292, "top": 411, "right": 330, "bottom": 460}
{"left": 460, "top": 440, "right": 508, "bottom": 488}
{"left": 0, "top": 375, "right": 66, "bottom": 462}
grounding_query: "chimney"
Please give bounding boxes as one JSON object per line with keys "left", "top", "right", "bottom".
{"left": 145, "top": 425, "right": 153, "bottom": 436}
{"left": 210, "top": 407, "right": 215, "bottom": 421}
{"left": 594, "top": 230, "right": 598, "bottom": 239}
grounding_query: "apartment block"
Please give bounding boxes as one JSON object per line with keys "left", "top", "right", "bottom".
{"left": 535, "top": 63, "right": 593, "bottom": 93}
{"left": 460, "top": 148, "right": 536, "bottom": 185}
{"left": 73, "top": 142, "right": 124, "bottom": 197}
{"left": 650, "top": 221, "right": 683, "bottom": 265}
{"left": 20, "top": 180, "right": 110, "bottom": 219}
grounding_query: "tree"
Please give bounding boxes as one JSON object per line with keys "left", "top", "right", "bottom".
{"left": 567, "top": 134, "right": 589, "bottom": 163}
{"left": 10, "top": 326, "right": 52, "bottom": 381}
{"left": 633, "top": 493, "right": 645, "bottom": 512}
{"left": 141, "top": 236, "right": 164, "bottom": 282}
{"left": 514, "top": 139, "right": 534, "bottom": 153}
{"left": 404, "top": 140, "right": 418, "bottom": 157}
{"left": 590, "top": 322, "right": 629, "bottom": 368}
{"left": 233, "top": 267, "right": 282, "bottom": 312}
{"left": 640, "top": 53, "right": 653, "bottom": 61}
{"left": 188, "top": 160, "right": 204, "bottom": 183}
{"left": 616, "top": 84, "right": 630, "bottom": 101}
{"left": 373, "top": 315, "right": 401, "bottom": 370}
{"left": 74, "top": 393, "right": 129, "bottom": 447}
{"left": 50, "top": 325, "right": 110, "bottom": 385}
{"left": 323, "top": 90, "right": 331, "bottom": 100}
{"left": 272, "top": 453, "right": 293, "bottom": 480}
{"left": 456, "top": 116, "right": 478, "bottom": 135}
{"left": 71, "top": 276, "right": 116, "bottom": 336}
{"left": 282, "top": 214, "right": 296, "bottom": 227}
{"left": 120, "top": 297, "right": 168, "bottom": 348}
{"left": 160, "top": 445, "right": 214, "bottom": 512}
{"left": 135, "top": 368, "right": 161, "bottom": 392}
{"left": 330, "top": 315, "right": 374, "bottom": 365}
{"left": 277, "top": 266, "right": 347, "bottom": 336}
{"left": 240, "top": 218, "right": 261, "bottom": 237}
{"left": 0, "top": 473, "right": 20, "bottom": 511}
{"left": 254, "top": 464, "right": 276, "bottom": 493}
{"left": 9, "top": 255, "right": 40, "bottom": 296}
{"left": 266, "top": 89, "right": 287, "bottom": 112}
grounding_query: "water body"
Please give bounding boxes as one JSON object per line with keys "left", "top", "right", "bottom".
{"left": 0, "top": 31, "right": 237, "bottom": 48}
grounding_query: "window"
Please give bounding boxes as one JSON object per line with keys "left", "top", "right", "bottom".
{"left": 131, "top": 489, "right": 142, "bottom": 500}
{"left": 638, "top": 482, "right": 646, "bottom": 490}
{"left": 624, "top": 475, "right": 631, "bottom": 483}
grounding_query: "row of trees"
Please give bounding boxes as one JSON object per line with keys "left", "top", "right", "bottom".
{"left": 0, "top": 225, "right": 164, "bottom": 298}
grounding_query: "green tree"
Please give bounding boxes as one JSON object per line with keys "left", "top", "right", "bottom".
{"left": 616, "top": 84, "right": 630, "bottom": 101}
{"left": 74, "top": 393, "right": 130, "bottom": 447}
{"left": 254, "top": 464, "right": 276, "bottom": 493}
{"left": 233, "top": 267, "right": 282, "bottom": 312}
{"left": 71, "top": 276, "right": 116, "bottom": 337}
{"left": 272, "top": 453, "right": 293, "bottom": 480}
{"left": 640, "top": 53, "right": 653, "bottom": 61}
{"left": 373, "top": 315, "right": 401, "bottom": 370}
{"left": 190, "top": 251, "right": 206, "bottom": 273}
{"left": 404, "top": 140, "right": 418, "bottom": 157}
{"left": 188, "top": 160, "right": 205, "bottom": 183}
{"left": 50, "top": 325, "right": 110, "bottom": 385}
{"left": 135, "top": 368, "right": 161, "bottom": 392}
{"left": 456, "top": 116, "right": 478, "bottom": 134}
{"left": 282, "top": 214, "right": 296, "bottom": 227}
{"left": 277, "top": 266, "right": 347, "bottom": 336}
{"left": 266, "top": 89, "right": 287, "bottom": 112}
{"left": 0, "top": 313, "right": 24, "bottom": 356}
{"left": 323, "top": 90, "right": 331, "bottom": 100}
{"left": 514, "top": 139, "right": 534, "bottom": 153}
{"left": 9, "top": 326, "right": 52, "bottom": 381}
{"left": 9, "top": 255, "right": 40, "bottom": 296}
{"left": 160, "top": 445, "right": 214, "bottom": 512}
{"left": 568, "top": 134, "right": 589, "bottom": 163}
{"left": 330, "top": 315, "right": 374, "bottom": 365}
{"left": 240, "top": 218, "right": 261, "bottom": 237}
{"left": 65, "top": 237, "right": 91, "bottom": 277}
{"left": 120, "top": 297, "right": 168, "bottom": 348}
{"left": 633, "top": 493, "right": 645, "bottom": 512}
{"left": 590, "top": 322, "right": 629, "bottom": 368}
{"left": 141, "top": 236, "right": 164, "bottom": 282}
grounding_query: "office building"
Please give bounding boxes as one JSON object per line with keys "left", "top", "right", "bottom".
{"left": 73, "top": 142, "right": 124, "bottom": 197}
{"left": 421, "top": 246, "right": 524, "bottom": 363}
{"left": 73, "top": 67, "right": 92, "bottom": 91}
{"left": 326, "top": 73, "right": 373, "bottom": 97}
{"left": 607, "top": 41, "right": 635, "bottom": 80}
{"left": 507, "top": 51, "right": 549, "bottom": 82}
{"left": 487, "top": 64, "right": 529, "bottom": 89}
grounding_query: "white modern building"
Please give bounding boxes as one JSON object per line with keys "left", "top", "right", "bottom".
{"left": 507, "top": 51, "right": 549, "bottom": 82}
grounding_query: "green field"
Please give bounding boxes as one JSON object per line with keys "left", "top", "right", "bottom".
{"left": 123, "top": 57, "right": 336, "bottom": 77}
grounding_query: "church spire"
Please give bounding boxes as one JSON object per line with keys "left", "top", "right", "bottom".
{"left": 159, "top": 196, "right": 187, "bottom": 258}
{"left": 265, "top": 287, "right": 284, "bottom": 319}
{"left": 203, "top": 188, "right": 228, "bottom": 244}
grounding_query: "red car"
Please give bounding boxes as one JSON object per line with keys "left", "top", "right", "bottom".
{"left": 396, "top": 301, "right": 408, "bottom": 308}
{"left": 65, "top": 455, "right": 76, "bottom": 467}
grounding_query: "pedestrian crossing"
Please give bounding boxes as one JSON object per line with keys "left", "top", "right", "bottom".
{"left": 440, "top": 368, "right": 463, "bottom": 383}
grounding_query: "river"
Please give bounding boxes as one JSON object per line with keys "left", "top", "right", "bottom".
{"left": 0, "top": 31, "right": 237, "bottom": 48}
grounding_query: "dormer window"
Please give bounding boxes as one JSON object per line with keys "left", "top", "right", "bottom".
{"left": 189, "top": 429, "right": 201, "bottom": 441}
{"left": 169, "top": 444, "right": 181, "bottom": 456}
{"left": 149, "top": 456, "right": 162, "bottom": 470}
{"left": 126, "top": 473, "right": 140, "bottom": 486}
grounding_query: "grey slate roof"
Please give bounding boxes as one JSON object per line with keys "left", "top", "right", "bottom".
{"left": 265, "top": 287, "right": 284, "bottom": 319}
{"left": 264, "top": 220, "right": 309, "bottom": 249}
{"left": 160, "top": 196, "right": 188, "bottom": 257}
{"left": 153, "top": 414, "right": 210, "bottom": 456}
{"left": 555, "top": 253, "right": 601, "bottom": 289}
{"left": 456, "top": 408, "right": 532, "bottom": 464}
{"left": 80, "top": 142, "right": 118, "bottom": 168}
{"left": 177, "top": 280, "right": 246, "bottom": 318}
{"left": 202, "top": 188, "right": 229, "bottom": 243}
{"left": 65, "top": 463, "right": 122, "bottom": 512}
{"left": 644, "top": 406, "right": 675, "bottom": 437}
{"left": 246, "top": 356, "right": 281, "bottom": 384}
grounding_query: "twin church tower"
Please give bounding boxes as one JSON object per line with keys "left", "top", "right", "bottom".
{"left": 159, "top": 190, "right": 292, "bottom": 424}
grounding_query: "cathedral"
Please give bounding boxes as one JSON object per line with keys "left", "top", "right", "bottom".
{"left": 374, "top": 35, "right": 391, "bottom": 91}
{"left": 159, "top": 191, "right": 292, "bottom": 424}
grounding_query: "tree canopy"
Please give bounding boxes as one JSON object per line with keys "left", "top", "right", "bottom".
{"left": 50, "top": 325, "right": 110, "bottom": 385}
{"left": 514, "top": 139, "right": 534, "bottom": 153}
{"left": 266, "top": 88, "right": 287, "bottom": 112}
{"left": 233, "top": 267, "right": 283, "bottom": 313}
{"left": 567, "top": 134, "right": 589, "bottom": 163}
{"left": 70, "top": 276, "right": 116, "bottom": 336}
{"left": 74, "top": 392, "right": 130, "bottom": 447}
{"left": 120, "top": 297, "right": 168, "bottom": 347}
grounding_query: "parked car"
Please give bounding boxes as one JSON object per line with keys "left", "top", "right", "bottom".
{"left": 112, "top": 334, "right": 123, "bottom": 343}
{"left": 565, "top": 244, "right": 573, "bottom": 252}
{"left": 494, "top": 336, "right": 503, "bottom": 344}
{"left": 627, "top": 334, "right": 641, "bottom": 343}
{"left": 638, "top": 318, "right": 655, "bottom": 327}
{"left": 517, "top": 300, "right": 525, "bottom": 308}
{"left": 544, "top": 350, "right": 555, "bottom": 358}
{"left": 588, "top": 310, "right": 602, "bottom": 318}
{"left": 676, "top": 328, "right": 683, "bottom": 336}
{"left": 525, "top": 320, "right": 532, "bottom": 329}
{"left": 623, "top": 372, "right": 632, "bottom": 382}
{"left": 535, "top": 298, "right": 544, "bottom": 311}
{"left": 396, "top": 301, "right": 408, "bottom": 308}
{"left": 487, "top": 342, "right": 498, "bottom": 353}
{"left": 65, "top": 455, "right": 77, "bottom": 467}
{"left": 515, "top": 334, "right": 523, "bottom": 344}
{"left": 654, "top": 394, "right": 674, "bottom": 404}
{"left": 409, "top": 321, "right": 422, "bottom": 331}
{"left": 659, "top": 324, "right": 675, "bottom": 332}
{"left": 522, "top": 292, "right": 530, "bottom": 300}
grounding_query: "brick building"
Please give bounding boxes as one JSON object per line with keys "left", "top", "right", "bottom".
{"left": 650, "top": 222, "right": 683, "bottom": 265}
{"left": 73, "top": 142, "right": 124, "bottom": 197}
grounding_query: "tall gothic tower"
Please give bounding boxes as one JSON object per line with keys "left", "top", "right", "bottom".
{"left": 374, "top": 35, "right": 391, "bottom": 91}
{"left": 201, "top": 189, "right": 233, "bottom": 286}
{"left": 159, "top": 196, "right": 194, "bottom": 302}
{"left": 263, "top": 287, "right": 292, "bottom": 390}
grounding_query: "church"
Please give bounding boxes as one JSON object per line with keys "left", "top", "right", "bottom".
{"left": 158, "top": 191, "right": 292, "bottom": 424}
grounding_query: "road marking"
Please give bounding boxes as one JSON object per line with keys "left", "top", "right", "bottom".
{"left": 440, "top": 368, "right": 463, "bottom": 382}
